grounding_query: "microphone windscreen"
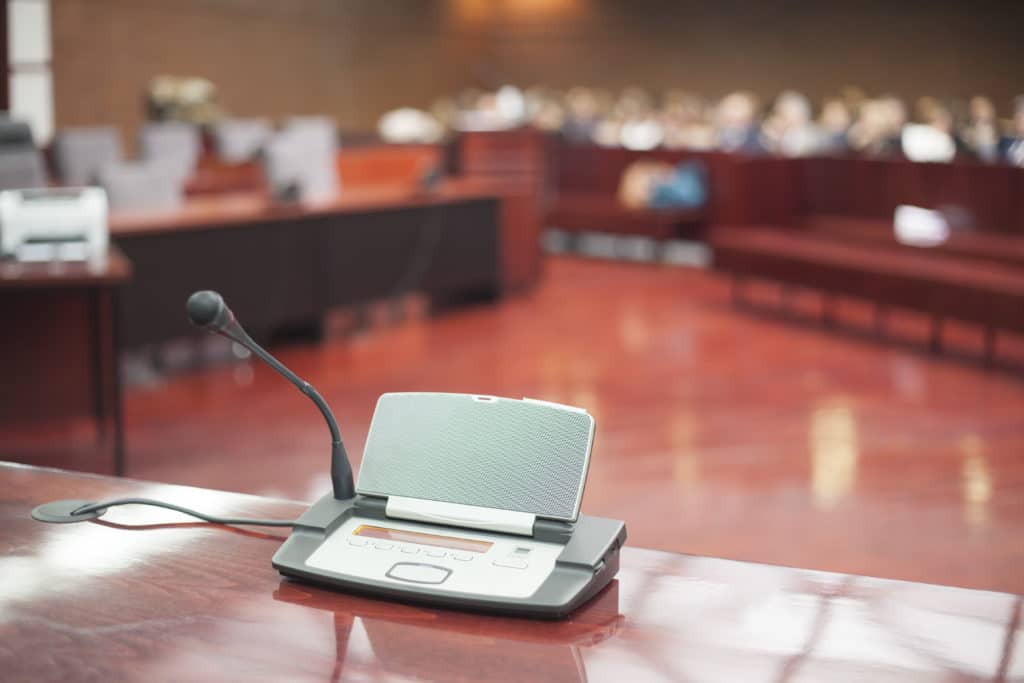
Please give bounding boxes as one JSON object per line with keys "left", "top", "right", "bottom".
{"left": 187, "top": 290, "right": 226, "bottom": 329}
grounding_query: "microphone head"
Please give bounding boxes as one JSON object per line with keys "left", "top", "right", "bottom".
{"left": 187, "top": 290, "right": 232, "bottom": 331}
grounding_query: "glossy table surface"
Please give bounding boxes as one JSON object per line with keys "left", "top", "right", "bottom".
{"left": 1, "top": 463, "right": 1021, "bottom": 682}
{"left": 0, "top": 245, "right": 132, "bottom": 287}
{"left": 108, "top": 179, "right": 502, "bottom": 236}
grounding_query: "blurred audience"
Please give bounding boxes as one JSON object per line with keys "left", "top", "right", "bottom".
{"left": 1000, "top": 96, "right": 1024, "bottom": 167}
{"left": 714, "top": 91, "right": 763, "bottom": 153}
{"left": 378, "top": 84, "right": 1024, "bottom": 165}
{"left": 964, "top": 96, "right": 1001, "bottom": 162}
{"left": 762, "top": 90, "right": 824, "bottom": 157}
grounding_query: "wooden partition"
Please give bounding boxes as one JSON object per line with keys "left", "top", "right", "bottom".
{"left": 800, "top": 157, "right": 1024, "bottom": 234}
{"left": 111, "top": 184, "right": 502, "bottom": 349}
{"left": 456, "top": 129, "right": 550, "bottom": 292}
{"left": 547, "top": 142, "right": 802, "bottom": 234}
{"left": 336, "top": 143, "right": 445, "bottom": 189}
{"left": 546, "top": 141, "right": 1024, "bottom": 238}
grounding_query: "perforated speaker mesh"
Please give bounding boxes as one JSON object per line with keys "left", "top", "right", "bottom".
{"left": 356, "top": 393, "right": 594, "bottom": 521}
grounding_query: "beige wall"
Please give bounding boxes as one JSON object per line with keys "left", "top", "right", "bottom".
{"left": 52, "top": 0, "right": 1024, "bottom": 145}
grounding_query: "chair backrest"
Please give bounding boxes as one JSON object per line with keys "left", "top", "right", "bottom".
{"left": 0, "top": 148, "right": 47, "bottom": 190}
{"left": 0, "top": 119, "right": 36, "bottom": 148}
{"left": 53, "top": 127, "right": 123, "bottom": 186}
{"left": 137, "top": 121, "right": 200, "bottom": 179}
{"left": 98, "top": 160, "right": 184, "bottom": 211}
{"left": 264, "top": 117, "right": 340, "bottom": 201}
{"left": 283, "top": 116, "right": 338, "bottom": 150}
{"left": 0, "top": 118, "right": 47, "bottom": 190}
{"left": 213, "top": 118, "right": 272, "bottom": 163}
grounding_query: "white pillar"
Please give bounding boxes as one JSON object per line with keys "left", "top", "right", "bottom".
{"left": 8, "top": 0, "right": 53, "bottom": 143}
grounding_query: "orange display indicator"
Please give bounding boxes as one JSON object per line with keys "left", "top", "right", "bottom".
{"left": 353, "top": 525, "right": 493, "bottom": 553}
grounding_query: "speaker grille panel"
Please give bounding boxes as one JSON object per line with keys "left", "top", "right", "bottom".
{"left": 356, "top": 393, "right": 594, "bottom": 521}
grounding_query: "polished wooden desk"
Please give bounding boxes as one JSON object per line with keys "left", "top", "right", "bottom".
{"left": 2, "top": 463, "right": 1020, "bottom": 682}
{"left": 109, "top": 181, "right": 507, "bottom": 349}
{"left": 0, "top": 250, "right": 132, "bottom": 475}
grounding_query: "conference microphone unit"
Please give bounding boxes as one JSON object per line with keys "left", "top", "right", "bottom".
{"left": 32, "top": 290, "right": 355, "bottom": 526}
{"left": 31, "top": 291, "right": 626, "bottom": 618}
{"left": 185, "top": 290, "right": 355, "bottom": 501}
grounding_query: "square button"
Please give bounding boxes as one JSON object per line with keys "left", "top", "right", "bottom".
{"left": 451, "top": 552, "right": 473, "bottom": 561}
{"left": 348, "top": 537, "right": 368, "bottom": 547}
{"left": 373, "top": 542, "right": 394, "bottom": 550}
{"left": 425, "top": 548, "right": 446, "bottom": 558}
{"left": 401, "top": 546, "right": 420, "bottom": 554}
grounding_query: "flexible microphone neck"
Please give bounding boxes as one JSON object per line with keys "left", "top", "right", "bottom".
{"left": 187, "top": 291, "right": 355, "bottom": 500}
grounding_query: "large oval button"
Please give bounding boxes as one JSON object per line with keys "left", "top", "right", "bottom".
{"left": 386, "top": 562, "right": 452, "bottom": 584}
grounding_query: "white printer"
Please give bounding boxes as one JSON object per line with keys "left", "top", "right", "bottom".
{"left": 0, "top": 187, "right": 109, "bottom": 262}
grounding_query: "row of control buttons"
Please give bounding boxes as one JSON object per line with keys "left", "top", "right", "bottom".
{"left": 348, "top": 536, "right": 473, "bottom": 561}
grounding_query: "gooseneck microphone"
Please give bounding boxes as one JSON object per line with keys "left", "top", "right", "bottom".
{"left": 186, "top": 290, "right": 355, "bottom": 501}
{"left": 31, "top": 290, "right": 356, "bottom": 527}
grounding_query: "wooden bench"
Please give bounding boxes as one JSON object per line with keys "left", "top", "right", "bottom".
{"left": 548, "top": 194, "right": 703, "bottom": 240}
{"left": 547, "top": 143, "right": 716, "bottom": 240}
{"left": 710, "top": 225, "right": 1024, "bottom": 363}
{"left": 799, "top": 214, "right": 1024, "bottom": 269}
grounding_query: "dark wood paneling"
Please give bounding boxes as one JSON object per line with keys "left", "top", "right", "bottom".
{"left": 113, "top": 186, "right": 502, "bottom": 349}
{"left": 320, "top": 199, "right": 499, "bottom": 307}
{"left": 116, "top": 217, "right": 321, "bottom": 347}
{"left": 0, "top": 290, "right": 94, "bottom": 424}
{"left": 802, "top": 157, "right": 1024, "bottom": 233}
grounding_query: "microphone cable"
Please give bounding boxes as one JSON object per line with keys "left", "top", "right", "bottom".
{"left": 56, "top": 498, "right": 298, "bottom": 528}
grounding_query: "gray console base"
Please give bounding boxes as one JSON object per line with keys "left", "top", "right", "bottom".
{"left": 272, "top": 494, "right": 626, "bottom": 619}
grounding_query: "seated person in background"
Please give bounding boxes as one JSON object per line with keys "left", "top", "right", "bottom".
{"left": 618, "top": 93, "right": 664, "bottom": 151}
{"left": 660, "top": 92, "right": 716, "bottom": 151}
{"left": 901, "top": 104, "right": 957, "bottom": 163}
{"left": 562, "top": 87, "right": 604, "bottom": 142}
{"left": 618, "top": 160, "right": 669, "bottom": 209}
{"left": 913, "top": 96, "right": 943, "bottom": 128}
{"left": 817, "top": 97, "right": 852, "bottom": 153}
{"left": 848, "top": 97, "right": 904, "bottom": 157}
{"left": 839, "top": 85, "right": 869, "bottom": 113}
{"left": 999, "top": 96, "right": 1024, "bottom": 167}
{"left": 714, "top": 91, "right": 764, "bottom": 153}
{"left": 962, "top": 96, "right": 1001, "bottom": 162}
{"left": 592, "top": 112, "right": 625, "bottom": 148}
{"left": 455, "top": 88, "right": 520, "bottom": 131}
{"left": 761, "top": 90, "right": 824, "bottom": 157}
{"left": 620, "top": 113, "right": 664, "bottom": 150}
{"left": 593, "top": 87, "right": 652, "bottom": 148}
{"left": 524, "top": 86, "right": 565, "bottom": 133}
{"left": 617, "top": 159, "right": 707, "bottom": 210}
{"left": 907, "top": 98, "right": 969, "bottom": 161}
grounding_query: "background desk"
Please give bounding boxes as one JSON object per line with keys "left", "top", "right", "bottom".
{"left": 0, "top": 250, "right": 131, "bottom": 475}
{"left": 1, "top": 463, "right": 1020, "bottom": 682}
{"left": 110, "top": 181, "right": 505, "bottom": 349}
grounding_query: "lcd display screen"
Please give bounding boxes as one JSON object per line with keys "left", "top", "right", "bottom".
{"left": 354, "top": 525, "right": 493, "bottom": 553}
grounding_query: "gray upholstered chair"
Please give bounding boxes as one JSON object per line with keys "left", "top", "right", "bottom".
{"left": 98, "top": 160, "right": 184, "bottom": 211}
{"left": 0, "top": 119, "right": 47, "bottom": 190}
{"left": 212, "top": 118, "right": 272, "bottom": 162}
{"left": 263, "top": 117, "right": 339, "bottom": 201}
{"left": 53, "top": 127, "right": 123, "bottom": 186}
{"left": 137, "top": 121, "right": 200, "bottom": 179}
{"left": 0, "top": 148, "right": 47, "bottom": 190}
